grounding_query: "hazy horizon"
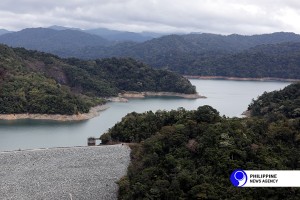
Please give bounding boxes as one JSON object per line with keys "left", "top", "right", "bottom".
{"left": 0, "top": 0, "right": 300, "bottom": 35}
{"left": 1, "top": 25, "right": 299, "bottom": 37}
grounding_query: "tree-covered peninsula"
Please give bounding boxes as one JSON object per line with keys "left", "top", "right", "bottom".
{"left": 248, "top": 82, "right": 300, "bottom": 120}
{"left": 101, "top": 83, "right": 300, "bottom": 199}
{"left": 0, "top": 44, "right": 196, "bottom": 115}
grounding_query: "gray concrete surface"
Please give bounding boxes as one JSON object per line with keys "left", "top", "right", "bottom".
{"left": 0, "top": 145, "right": 131, "bottom": 200}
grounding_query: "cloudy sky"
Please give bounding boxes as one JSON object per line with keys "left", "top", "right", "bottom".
{"left": 0, "top": 0, "right": 300, "bottom": 34}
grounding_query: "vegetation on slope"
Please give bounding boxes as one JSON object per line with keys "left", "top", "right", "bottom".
{"left": 248, "top": 82, "right": 300, "bottom": 120}
{"left": 101, "top": 84, "right": 300, "bottom": 199}
{"left": 50, "top": 32, "right": 300, "bottom": 79}
{"left": 2, "top": 31, "right": 300, "bottom": 79}
{"left": 63, "top": 57, "right": 196, "bottom": 95}
{"left": 0, "top": 44, "right": 196, "bottom": 115}
{"left": 0, "top": 45, "right": 102, "bottom": 115}
{"left": 196, "top": 43, "right": 300, "bottom": 79}
{"left": 0, "top": 28, "right": 110, "bottom": 51}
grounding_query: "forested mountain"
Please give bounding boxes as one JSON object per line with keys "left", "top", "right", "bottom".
{"left": 182, "top": 32, "right": 300, "bottom": 52}
{"left": 59, "top": 35, "right": 300, "bottom": 78}
{"left": 246, "top": 42, "right": 300, "bottom": 56}
{"left": 0, "top": 45, "right": 99, "bottom": 115}
{"left": 0, "top": 44, "right": 196, "bottom": 115}
{"left": 0, "top": 28, "right": 110, "bottom": 53}
{"left": 1, "top": 30, "right": 300, "bottom": 79}
{"left": 60, "top": 32, "right": 300, "bottom": 59}
{"left": 187, "top": 42, "right": 300, "bottom": 78}
{"left": 101, "top": 84, "right": 300, "bottom": 199}
{"left": 47, "top": 25, "right": 157, "bottom": 42}
{"left": 48, "top": 32, "right": 300, "bottom": 79}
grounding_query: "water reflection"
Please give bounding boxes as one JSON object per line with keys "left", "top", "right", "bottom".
{"left": 0, "top": 79, "right": 291, "bottom": 151}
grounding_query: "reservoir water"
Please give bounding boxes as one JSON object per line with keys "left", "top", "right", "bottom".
{"left": 0, "top": 79, "right": 291, "bottom": 151}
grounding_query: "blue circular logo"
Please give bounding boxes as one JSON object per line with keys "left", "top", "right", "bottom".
{"left": 230, "top": 169, "right": 247, "bottom": 187}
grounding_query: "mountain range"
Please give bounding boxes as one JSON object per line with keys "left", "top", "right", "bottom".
{"left": 47, "top": 25, "right": 160, "bottom": 42}
{"left": 0, "top": 26, "right": 164, "bottom": 42}
{"left": 0, "top": 29, "right": 11, "bottom": 36}
{"left": 0, "top": 28, "right": 110, "bottom": 52}
{"left": 0, "top": 27, "right": 300, "bottom": 79}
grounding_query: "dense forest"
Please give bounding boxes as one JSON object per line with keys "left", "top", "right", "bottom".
{"left": 101, "top": 83, "right": 300, "bottom": 199}
{"left": 46, "top": 32, "right": 300, "bottom": 79}
{"left": 0, "top": 44, "right": 196, "bottom": 115}
{"left": 248, "top": 82, "right": 300, "bottom": 120}
{"left": 2, "top": 30, "right": 300, "bottom": 79}
{"left": 77, "top": 40, "right": 300, "bottom": 79}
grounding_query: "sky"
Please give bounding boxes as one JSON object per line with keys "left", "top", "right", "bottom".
{"left": 0, "top": 0, "right": 300, "bottom": 35}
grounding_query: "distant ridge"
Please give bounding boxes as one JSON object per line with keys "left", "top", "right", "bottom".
{"left": 55, "top": 31, "right": 300, "bottom": 59}
{"left": 47, "top": 25, "right": 161, "bottom": 42}
{"left": 1, "top": 28, "right": 300, "bottom": 79}
{"left": 0, "top": 27, "right": 110, "bottom": 53}
{"left": 56, "top": 32, "right": 300, "bottom": 79}
{"left": 0, "top": 29, "right": 12, "bottom": 36}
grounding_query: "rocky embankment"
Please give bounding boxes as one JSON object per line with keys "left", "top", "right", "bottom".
{"left": 106, "top": 97, "right": 128, "bottom": 102}
{"left": 0, "top": 145, "right": 131, "bottom": 200}
{"left": 119, "top": 91, "right": 205, "bottom": 99}
{"left": 184, "top": 75, "right": 300, "bottom": 82}
{"left": 0, "top": 104, "right": 109, "bottom": 121}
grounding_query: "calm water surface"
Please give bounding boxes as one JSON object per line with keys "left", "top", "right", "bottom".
{"left": 0, "top": 79, "right": 290, "bottom": 151}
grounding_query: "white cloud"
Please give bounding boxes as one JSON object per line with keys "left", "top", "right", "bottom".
{"left": 0, "top": 0, "right": 299, "bottom": 34}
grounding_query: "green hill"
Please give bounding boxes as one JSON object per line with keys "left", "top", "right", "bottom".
{"left": 248, "top": 82, "right": 300, "bottom": 120}
{"left": 0, "top": 45, "right": 196, "bottom": 115}
{"left": 101, "top": 84, "right": 300, "bottom": 199}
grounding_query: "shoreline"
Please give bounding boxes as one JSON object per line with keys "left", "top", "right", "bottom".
{"left": 0, "top": 104, "right": 109, "bottom": 122}
{"left": 118, "top": 91, "right": 206, "bottom": 99}
{"left": 0, "top": 91, "right": 204, "bottom": 122}
{"left": 184, "top": 75, "right": 300, "bottom": 82}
